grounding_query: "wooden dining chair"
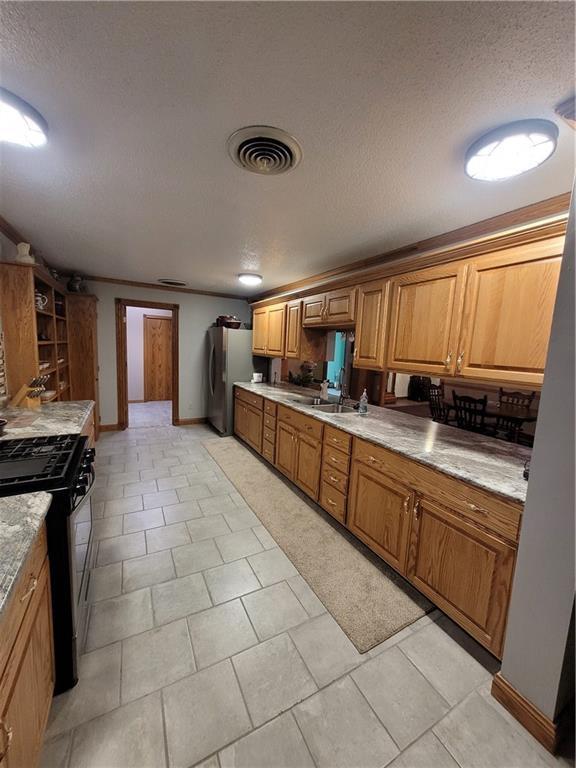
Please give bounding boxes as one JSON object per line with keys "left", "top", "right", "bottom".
{"left": 497, "top": 388, "right": 536, "bottom": 442}
{"left": 452, "top": 393, "right": 497, "bottom": 435}
{"left": 428, "top": 384, "right": 454, "bottom": 424}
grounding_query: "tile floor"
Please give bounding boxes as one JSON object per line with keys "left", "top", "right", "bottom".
{"left": 41, "top": 423, "right": 573, "bottom": 768}
{"left": 129, "top": 400, "right": 172, "bottom": 427}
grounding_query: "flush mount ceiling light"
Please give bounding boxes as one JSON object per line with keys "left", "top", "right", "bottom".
{"left": 0, "top": 87, "right": 48, "bottom": 147}
{"left": 238, "top": 273, "right": 263, "bottom": 286}
{"left": 227, "top": 126, "right": 302, "bottom": 175}
{"left": 465, "top": 119, "right": 558, "bottom": 181}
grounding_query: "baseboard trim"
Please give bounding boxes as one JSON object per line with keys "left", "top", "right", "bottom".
{"left": 491, "top": 673, "right": 559, "bottom": 753}
{"left": 100, "top": 423, "right": 121, "bottom": 432}
{"left": 176, "top": 417, "right": 207, "bottom": 426}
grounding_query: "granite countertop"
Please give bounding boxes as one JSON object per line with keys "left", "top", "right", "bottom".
{"left": 0, "top": 400, "right": 94, "bottom": 441}
{"left": 234, "top": 382, "right": 531, "bottom": 504}
{"left": 0, "top": 492, "right": 51, "bottom": 620}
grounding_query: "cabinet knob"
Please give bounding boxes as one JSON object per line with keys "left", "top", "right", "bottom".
{"left": 456, "top": 352, "right": 464, "bottom": 372}
{"left": 0, "top": 720, "right": 13, "bottom": 761}
{"left": 329, "top": 475, "right": 339, "bottom": 483}
{"left": 466, "top": 501, "right": 488, "bottom": 516}
{"left": 444, "top": 352, "right": 452, "bottom": 369}
{"left": 403, "top": 496, "right": 411, "bottom": 514}
{"left": 326, "top": 498, "right": 336, "bottom": 506}
{"left": 414, "top": 500, "right": 421, "bottom": 519}
{"left": 19, "top": 575, "right": 38, "bottom": 603}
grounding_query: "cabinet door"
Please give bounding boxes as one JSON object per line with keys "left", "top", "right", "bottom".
{"left": 324, "top": 288, "right": 356, "bottom": 326}
{"left": 294, "top": 432, "right": 322, "bottom": 501}
{"left": 348, "top": 460, "right": 413, "bottom": 573}
{"left": 245, "top": 404, "right": 263, "bottom": 454}
{"left": 285, "top": 301, "right": 302, "bottom": 359}
{"left": 354, "top": 280, "right": 390, "bottom": 370}
{"left": 275, "top": 422, "right": 297, "bottom": 479}
{"left": 387, "top": 263, "right": 467, "bottom": 375}
{"left": 252, "top": 307, "right": 269, "bottom": 355}
{"left": 407, "top": 497, "right": 515, "bottom": 657}
{"left": 301, "top": 294, "right": 326, "bottom": 326}
{"left": 233, "top": 399, "right": 247, "bottom": 440}
{"left": 266, "top": 304, "right": 286, "bottom": 357}
{"left": 1, "top": 563, "right": 54, "bottom": 768}
{"left": 456, "top": 237, "right": 563, "bottom": 386}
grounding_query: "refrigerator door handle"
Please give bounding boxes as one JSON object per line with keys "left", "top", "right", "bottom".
{"left": 209, "top": 343, "right": 216, "bottom": 397}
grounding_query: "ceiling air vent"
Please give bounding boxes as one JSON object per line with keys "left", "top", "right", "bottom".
{"left": 158, "top": 278, "right": 187, "bottom": 287}
{"left": 227, "top": 126, "right": 302, "bottom": 175}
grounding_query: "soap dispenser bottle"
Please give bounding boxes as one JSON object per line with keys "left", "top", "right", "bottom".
{"left": 358, "top": 388, "right": 369, "bottom": 414}
{"left": 320, "top": 380, "right": 329, "bottom": 401}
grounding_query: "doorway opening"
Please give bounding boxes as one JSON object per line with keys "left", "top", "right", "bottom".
{"left": 115, "top": 299, "right": 179, "bottom": 429}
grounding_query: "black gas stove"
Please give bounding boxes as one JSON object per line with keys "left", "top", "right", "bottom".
{"left": 0, "top": 433, "right": 96, "bottom": 693}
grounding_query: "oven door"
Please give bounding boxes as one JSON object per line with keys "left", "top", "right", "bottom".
{"left": 70, "top": 465, "right": 95, "bottom": 655}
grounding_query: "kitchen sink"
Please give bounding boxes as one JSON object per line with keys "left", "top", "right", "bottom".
{"left": 288, "top": 396, "right": 329, "bottom": 405}
{"left": 310, "top": 403, "right": 357, "bottom": 414}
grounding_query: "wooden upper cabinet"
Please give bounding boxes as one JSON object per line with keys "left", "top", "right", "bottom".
{"left": 285, "top": 301, "right": 302, "bottom": 359}
{"left": 302, "top": 288, "right": 356, "bottom": 327}
{"left": 387, "top": 262, "right": 467, "bottom": 376}
{"left": 354, "top": 279, "right": 390, "bottom": 370}
{"left": 407, "top": 496, "right": 515, "bottom": 657}
{"left": 252, "top": 307, "right": 269, "bottom": 355}
{"left": 456, "top": 237, "right": 563, "bottom": 386}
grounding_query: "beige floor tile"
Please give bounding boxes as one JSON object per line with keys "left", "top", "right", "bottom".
{"left": 219, "top": 712, "right": 315, "bottom": 768}
{"left": 204, "top": 559, "right": 261, "bottom": 604}
{"left": 294, "top": 676, "right": 399, "bottom": 768}
{"left": 163, "top": 661, "right": 251, "bottom": 767}
{"left": 89, "top": 562, "right": 122, "bottom": 602}
{"left": 40, "top": 733, "right": 71, "bottom": 768}
{"left": 215, "top": 529, "right": 264, "bottom": 563}
{"left": 92, "top": 516, "right": 123, "bottom": 541}
{"left": 123, "top": 550, "right": 175, "bottom": 592}
{"left": 206, "top": 479, "right": 236, "bottom": 497}
{"left": 158, "top": 475, "right": 190, "bottom": 491}
{"left": 172, "top": 539, "right": 223, "bottom": 576}
{"left": 106, "top": 471, "right": 142, "bottom": 487}
{"left": 123, "top": 479, "right": 158, "bottom": 498}
{"left": 243, "top": 582, "right": 308, "bottom": 641}
{"left": 47, "top": 643, "right": 121, "bottom": 737}
{"left": 176, "top": 483, "right": 214, "bottom": 501}
{"left": 352, "top": 645, "right": 450, "bottom": 749}
{"left": 223, "top": 507, "right": 261, "bottom": 531}
{"left": 93, "top": 485, "right": 125, "bottom": 503}
{"left": 163, "top": 500, "right": 203, "bottom": 524}
{"left": 123, "top": 506, "right": 165, "bottom": 533}
{"left": 188, "top": 599, "right": 257, "bottom": 669}
{"left": 389, "top": 732, "right": 460, "bottom": 768}
{"left": 104, "top": 495, "right": 143, "bottom": 517}
{"left": 121, "top": 619, "right": 195, "bottom": 702}
{"left": 97, "top": 531, "right": 146, "bottom": 566}
{"left": 290, "top": 613, "right": 362, "bottom": 687}
{"left": 143, "top": 488, "right": 179, "bottom": 509}
{"left": 367, "top": 624, "right": 414, "bottom": 657}
{"left": 248, "top": 548, "right": 298, "bottom": 586}
{"left": 232, "top": 633, "right": 317, "bottom": 727}
{"left": 70, "top": 692, "right": 165, "bottom": 768}
{"left": 252, "top": 524, "right": 277, "bottom": 550}
{"left": 86, "top": 588, "right": 153, "bottom": 650}
{"left": 187, "top": 515, "right": 232, "bottom": 542}
{"left": 152, "top": 573, "right": 211, "bottom": 625}
{"left": 146, "top": 521, "right": 191, "bottom": 552}
{"left": 286, "top": 574, "right": 326, "bottom": 618}
{"left": 199, "top": 495, "right": 239, "bottom": 516}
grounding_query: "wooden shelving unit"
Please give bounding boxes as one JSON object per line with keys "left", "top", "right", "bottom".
{"left": 34, "top": 273, "right": 70, "bottom": 402}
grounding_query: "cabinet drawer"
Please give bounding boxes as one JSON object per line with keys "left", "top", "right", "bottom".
{"left": 277, "top": 405, "right": 323, "bottom": 441}
{"left": 263, "top": 426, "right": 276, "bottom": 444}
{"left": 324, "top": 425, "right": 351, "bottom": 455}
{"left": 323, "top": 445, "right": 350, "bottom": 475}
{"left": 264, "top": 413, "right": 276, "bottom": 431}
{"left": 0, "top": 525, "right": 48, "bottom": 678}
{"left": 264, "top": 400, "right": 277, "bottom": 417}
{"left": 319, "top": 482, "right": 347, "bottom": 523}
{"left": 235, "top": 388, "right": 263, "bottom": 411}
{"left": 322, "top": 465, "right": 348, "bottom": 494}
{"left": 262, "top": 440, "right": 275, "bottom": 464}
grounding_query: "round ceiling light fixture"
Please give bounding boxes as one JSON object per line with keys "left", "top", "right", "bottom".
{"left": 0, "top": 88, "right": 48, "bottom": 147}
{"left": 227, "top": 126, "right": 302, "bottom": 175}
{"left": 465, "top": 119, "right": 558, "bottom": 182}
{"left": 238, "top": 273, "right": 263, "bottom": 286}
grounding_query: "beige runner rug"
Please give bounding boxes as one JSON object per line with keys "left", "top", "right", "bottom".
{"left": 205, "top": 437, "right": 432, "bottom": 653}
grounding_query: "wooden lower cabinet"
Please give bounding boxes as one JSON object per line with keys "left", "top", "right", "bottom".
{"left": 275, "top": 421, "right": 297, "bottom": 479}
{"left": 348, "top": 460, "right": 414, "bottom": 574}
{"left": 407, "top": 496, "right": 515, "bottom": 656}
{"left": 233, "top": 397, "right": 263, "bottom": 453}
{"left": 293, "top": 432, "right": 322, "bottom": 501}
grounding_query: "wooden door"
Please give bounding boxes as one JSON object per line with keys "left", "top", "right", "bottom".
{"left": 143, "top": 316, "right": 172, "bottom": 401}
{"left": 324, "top": 288, "right": 356, "bottom": 326}
{"left": 1, "top": 563, "right": 53, "bottom": 768}
{"left": 294, "top": 432, "right": 322, "bottom": 501}
{"left": 266, "top": 304, "right": 286, "bottom": 357}
{"left": 301, "top": 294, "right": 326, "bottom": 326}
{"left": 245, "top": 404, "right": 263, "bottom": 453}
{"left": 285, "top": 301, "right": 302, "bottom": 358}
{"left": 275, "top": 421, "right": 297, "bottom": 480}
{"left": 348, "top": 460, "right": 413, "bottom": 573}
{"left": 354, "top": 280, "right": 390, "bottom": 370}
{"left": 387, "top": 262, "right": 467, "bottom": 375}
{"left": 407, "top": 496, "right": 515, "bottom": 657}
{"left": 252, "top": 307, "right": 269, "bottom": 355}
{"left": 234, "top": 398, "right": 247, "bottom": 441}
{"left": 456, "top": 237, "right": 563, "bottom": 386}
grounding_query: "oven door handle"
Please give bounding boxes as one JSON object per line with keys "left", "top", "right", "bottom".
{"left": 72, "top": 464, "right": 95, "bottom": 511}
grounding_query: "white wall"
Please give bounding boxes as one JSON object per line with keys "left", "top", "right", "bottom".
{"left": 126, "top": 306, "right": 172, "bottom": 401}
{"left": 87, "top": 281, "right": 251, "bottom": 424}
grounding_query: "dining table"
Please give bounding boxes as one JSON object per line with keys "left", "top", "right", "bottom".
{"left": 443, "top": 399, "right": 538, "bottom": 429}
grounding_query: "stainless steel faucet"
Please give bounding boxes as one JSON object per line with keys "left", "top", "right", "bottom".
{"left": 338, "top": 367, "right": 347, "bottom": 405}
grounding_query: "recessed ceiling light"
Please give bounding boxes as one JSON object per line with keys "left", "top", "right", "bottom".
{"left": 0, "top": 87, "right": 48, "bottom": 147}
{"left": 238, "top": 273, "right": 263, "bottom": 286}
{"left": 465, "top": 119, "right": 558, "bottom": 182}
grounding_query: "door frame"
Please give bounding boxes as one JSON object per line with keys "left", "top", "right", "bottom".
{"left": 115, "top": 298, "right": 179, "bottom": 429}
{"left": 143, "top": 314, "right": 173, "bottom": 402}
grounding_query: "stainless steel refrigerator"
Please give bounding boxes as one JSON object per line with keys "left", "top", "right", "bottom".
{"left": 207, "top": 326, "right": 254, "bottom": 435}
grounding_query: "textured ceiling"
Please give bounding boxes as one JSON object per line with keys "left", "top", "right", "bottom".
{"left": 0, "top": 1, "right": 574, "bottom": 296}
